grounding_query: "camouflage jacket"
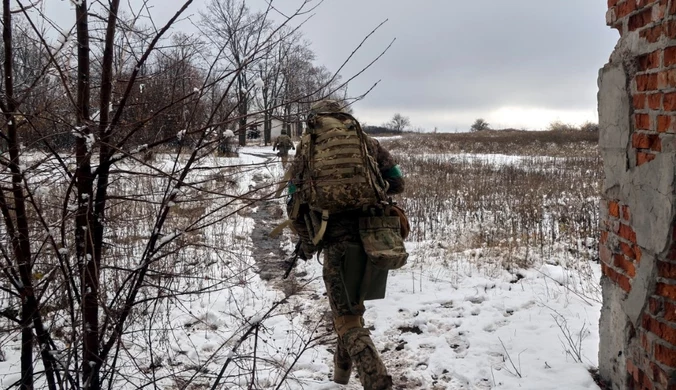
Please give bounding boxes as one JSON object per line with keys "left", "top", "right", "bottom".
{"left": 287, "top": 133, "right": 405, "bottom": 252}
{"left": 273, "top": 135, "right": 294, "bottom": 153}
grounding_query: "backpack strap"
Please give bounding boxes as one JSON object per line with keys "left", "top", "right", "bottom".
{"left": 269, "top": 196, "right": 301, "bottom": 238}
{"left": 312, "top": 209, "right": 329, "bottom": 245}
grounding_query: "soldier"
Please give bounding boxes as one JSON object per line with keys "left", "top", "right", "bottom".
{"left": 273, "top": 129, "right": 295, "bottom": 167}
{"left": 286, "top": 100, "right": 405, "bottom": 389}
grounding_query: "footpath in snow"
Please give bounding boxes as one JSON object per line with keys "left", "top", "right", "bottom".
{"left": 248, "top": 144, "right": 603, "bottom": 390}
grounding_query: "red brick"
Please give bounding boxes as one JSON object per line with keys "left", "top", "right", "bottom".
{"left": 637, "top": 151, "right": 657, "bottom": 165}
{"left": 622, "top": 205, "right": 631, "bottom": 221}
{"left": 663, "top": 92, "right": 676, "bottom": 110}
{"left": 629, "top": 7, "right": 655, "bottom": 31}
{"left": 602, "top": 263, "right": 632, "bottom": 292}
{"left": 658, "top": 261, "right": 676, "bottom": 279}
{"left": 637, "top": 73, "right": 659, "bottom": 91}
{"left": 615, "top": 254, "right": 637, "bottom": 277}
{"left": 648, "top": 361, "right": 669, "bottom": 388}
{"left": 667, "top": 20, "right": 676, "bottom": 39}
{"left": 648, "top": 93, "right": 663, "bottom": 109}
{"left": 643, "top": 313, "right": 676, "bottom": 344}
{"left": 608, "top": 0, "right": 619, "bottom": 7}
{"left": 664, "top": 301, "right": 676, "bottom": 322}
{"left": 635, "top": 93, "right": 648, "bottom": 109}
{"left": 627, "top": 358, "right": 640, "bottom": 383}
{"left": 642, "top": 24, "right": 665, "bottom": 42}
{"left": 652, "top": 136, "right": 662, "bottom": 151}
{"left": 669, "top": 247, "right": 676, "bottom": 261}
{"left": 609, "top": 200, "right": 621, "bottom": 217}
{"left": 658, "top": 115, "right": 672, "bottom": 132}
{"left": 640, "top": 52, "right": 662, "bottom": 71}
{"left": 634, "top": 132, "right": 652, "bottom": 148}
{"left": 600, "top": 231, "right": 609, "bottom": 245}
{"left": 636, "top": 245, "right": 643, "bottom": 263}
{"left": 619, "top": 223, "right": 637, "bottom": 243}
{"left": 650, "top": 296, "right": 664, "bottom": 315}
{"left": 620, "top": 242, "right": 636, "bottom": 259}
{"left": 655, "top": 343, "right": 676, "bottom": 367}
{"left": 617, "top": 0, "right": 638, "bottom": 18}
{"left": 658, "top": 69, "right": 676, "bottom": 88}
{"left": 637, "top": 0, "right": 658, "bottom": 7}
{"left": 635, "top": 114, "right": 652, "bottom": 130}
{"left": 665, "top": 47, "right": 676, "bottom": 66}
{"left": 656, "top": 283, "right": 676, "bottom": 300}
{"left": 671, "top": 0, "right": 676, "bottom": 15}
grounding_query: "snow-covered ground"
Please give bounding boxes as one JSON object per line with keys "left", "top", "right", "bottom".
{"left": 0, "top": 144, "right": 602, "bottom": 390}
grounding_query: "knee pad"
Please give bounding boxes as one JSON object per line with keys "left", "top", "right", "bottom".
{"left": 334, "top": 315, "right": 363, "bottom": 338}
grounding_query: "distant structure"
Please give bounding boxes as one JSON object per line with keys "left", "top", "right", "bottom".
{"left": 599, "top": 2, "right": 676, "bottom": 389}
{"left": 244, "top": 114, "right": 301, "bottom": 141}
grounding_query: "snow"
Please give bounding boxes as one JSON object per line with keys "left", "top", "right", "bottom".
{"left": 0, "top": 144, "right": 603, "bottom": 390}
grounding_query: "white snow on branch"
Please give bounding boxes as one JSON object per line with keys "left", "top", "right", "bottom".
{"left": 157, "top": 231, "right": 181, "bottom": 247}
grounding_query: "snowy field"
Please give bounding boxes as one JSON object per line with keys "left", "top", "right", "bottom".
{"left": 0, "top": 143, "right": 602, "bottom": 389}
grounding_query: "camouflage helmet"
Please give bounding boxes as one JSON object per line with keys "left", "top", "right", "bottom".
{"left": 309, "top": 99, "right": 346, "bottom": 115}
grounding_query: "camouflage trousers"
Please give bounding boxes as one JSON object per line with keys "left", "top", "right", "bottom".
{"left": 323, "top": 241, "right": 392, "bottom": 390}
{"left": 277, "top": 151, "right": 290, "bottom": 167}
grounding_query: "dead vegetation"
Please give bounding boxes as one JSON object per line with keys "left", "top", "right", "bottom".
{"left": 384, "top": 131, "right": 601, "bottom": 271}
{"left": 383, "top": 129, "right": 599, "bottom": 158}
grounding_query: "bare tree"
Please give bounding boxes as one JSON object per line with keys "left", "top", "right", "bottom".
{"left": 201, "top": 0, "right": 270, "bottom": 146}
{"left": 471, "top": 118, "right": 490, "bottom": 132}
{"left": 387, "top": 113, "right": 411, "bottom": 132}
{"left": 0, "top": 1, "right": 393, "bottom": 389}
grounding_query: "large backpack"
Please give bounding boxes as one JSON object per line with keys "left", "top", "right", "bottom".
{"left": 298, "top": 112, "right": 388, "bottom": 214}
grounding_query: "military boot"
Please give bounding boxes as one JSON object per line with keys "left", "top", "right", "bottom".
{"left": 333, "top": 340, "right": 352, "bottom": 385}
{"left": 343, "top": 328, "right": 392, "bottom": 390}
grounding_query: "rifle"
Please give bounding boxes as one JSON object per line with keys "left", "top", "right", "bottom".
{"left": 283, "top": 241, "right": 303, "bottom": 279}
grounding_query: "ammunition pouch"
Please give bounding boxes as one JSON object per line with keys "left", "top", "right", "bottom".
{"left": 358, "top": 216, "right": 409, "bottom": 270}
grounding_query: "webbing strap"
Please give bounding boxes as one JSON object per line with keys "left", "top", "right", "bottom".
{"left": 314, "top": 157, "right": 363, "bottom": 168}
{"left": 314, "top": 167, "right": 363, "bottom": 177}
{"left": 315, "top": 137, "right": 360, "bottom": 150}
{"left": 269, "top": 194, "right": 301, "bottom": 238}
{"left": 315, "top": 147, "right": 362, "bottom": 158}
{"left": 312, "top": 209, "right": 329, "bottom": 245}
{"left": 315, "top": 129, "right": 352, "bottom": 143}
{"left": 269, "top": 219, "right": 293, "bottom": 238}
{"left": 314, "top": 177, "right": 367, "bottom": 185}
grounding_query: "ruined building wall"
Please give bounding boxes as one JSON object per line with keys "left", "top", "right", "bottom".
{"left": 599, "top": 1, "right": 676, "bottom": 388}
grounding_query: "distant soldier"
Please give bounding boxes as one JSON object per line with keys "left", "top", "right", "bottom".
{"left": 273, "top": 129, "right": 295, "bottom": 166}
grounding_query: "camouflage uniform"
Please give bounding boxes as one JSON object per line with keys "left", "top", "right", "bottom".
{"left": 273, "top": 131, "right": 295, "bottom": 167}
{"left": 287, "top": 100, "right": 404, "bottom": 390}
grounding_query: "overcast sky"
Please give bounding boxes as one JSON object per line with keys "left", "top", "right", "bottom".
{"left": 45, "top": 0, "right": 618, "bottom": 131}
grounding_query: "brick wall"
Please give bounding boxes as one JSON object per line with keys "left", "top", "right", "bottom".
{"left": 601, "top": 1, "right": 676, "bottom": 389}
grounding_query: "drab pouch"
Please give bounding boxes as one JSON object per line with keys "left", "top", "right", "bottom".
{"left": 341, "top": 242, "right": 388, "bottom": 302}
{"left": 358, "top": 216, "right": 409, "bottom": 270}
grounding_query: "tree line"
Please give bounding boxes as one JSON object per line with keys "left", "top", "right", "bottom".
{"left": 0, "top": 0, "right": 392, "bottom": 389}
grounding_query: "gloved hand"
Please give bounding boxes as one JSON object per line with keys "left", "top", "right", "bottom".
{"left": 299, "top": 242, "right": 317, "bottom": 260}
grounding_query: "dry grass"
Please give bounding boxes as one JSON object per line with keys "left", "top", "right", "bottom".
{"left": 384, "top": 131, "right": 601, "bottom": 270}
{"left": 384, "top": 129, "right": 599, "bottom": 158}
